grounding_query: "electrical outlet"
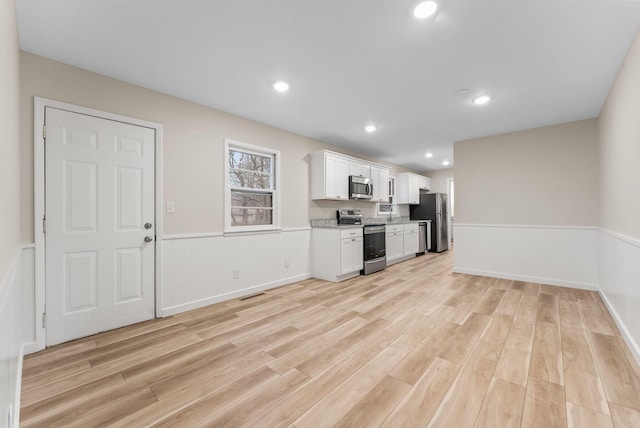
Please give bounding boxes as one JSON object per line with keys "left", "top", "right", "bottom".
{"left": 233, "top": 268, "right": 240, "bottom": 279}
{"left": 285, "top": 259, "right": 290, "bottom": 268}
{"left": 166, "top": 201, "right": 176, "bottom": 214}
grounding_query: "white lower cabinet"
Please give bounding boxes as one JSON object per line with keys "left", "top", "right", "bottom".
{"left": 403, "top": 223, "right": 419, "bottom": 256}
{"left": 312, "top": 227, "right": 363, "bottom": 282}
{"left": 341, "top": 235, "right": 364, "bottom": 275}
{"left": 312, "top": 223, "right": 422, "bottom": 281}
{"left": 385, "top": 223, "right": 420, "bottom": 264}
{"left": 385, "top": 225, "right": 404, "bottom": 262}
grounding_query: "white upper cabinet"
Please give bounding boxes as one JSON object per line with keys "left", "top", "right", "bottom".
{"left": 311, "top": 150, "right": 389, "bottom": 202}
{"left": 418, "top": 175, "right": 430, "bottom": 191}
{"left": 311, "top": 152, "right": 349, "bottom": 200}
{"left": 388, "top": 176, "right": 396, "bottom": 199}
{"left": 349, "top": 161, "right": 371, "bottom": 178}
{"left": 370, "top": 166, "right": 390, "bottom": 203}
{"left": 396, "top": 172, "right": 431, "bottom": 204}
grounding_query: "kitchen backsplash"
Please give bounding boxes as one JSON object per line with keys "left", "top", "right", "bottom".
{"left": 310, "top": 216, "right": 413, "bottom": 227}
{"left": 309, "top": 200, "right": 410, "bottom": 223}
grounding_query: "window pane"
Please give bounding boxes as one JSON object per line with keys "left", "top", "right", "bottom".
{"left": 231, "top": 208, "right": 273, "bottom": 226}
{"left": 229, "top": 170, "right": 271, "bottom": 189}
{"left": 229, "top": 150, "right": 271, "bottom": 173}
{"left": 231, "top": 191, "right": 273, "bottom": 208}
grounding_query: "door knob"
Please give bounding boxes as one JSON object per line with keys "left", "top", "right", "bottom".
{"left": 144, "top": 222, "right": 153, "bottom": 229}
{"left": 144, "top": 236, "right": 153, "bottom": 243}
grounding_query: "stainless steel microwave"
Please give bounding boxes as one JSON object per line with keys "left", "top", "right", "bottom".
{"left": 349, "top": 175, "right": 373, "bottom": 200}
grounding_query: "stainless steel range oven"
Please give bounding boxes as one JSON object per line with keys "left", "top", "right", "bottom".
{"left": 362, "top": 224, "right": 386, "bottom": 275}
{"left": 337, "top": 209, "right": 362, "bottom": 225}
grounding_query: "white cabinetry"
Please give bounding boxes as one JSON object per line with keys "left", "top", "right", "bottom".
{"left": 311, "top": 152, "right": 349, "bottom": 200}
{"left": 388, "top": 176, "right": 396, "bottom": 200}
{"left": 385, "top": 225, "right": 404, "bottom": 262}
{"left": 349, "top": 161, "right": 370, "bottom": 178}
{"left": 370, "top": 166, "right": 390, "bottom": 203}
{"left": 396, "top": 172, "right": 431, "bottom": 205}
{"left": 341, "top": 234, "right": 364, "bottom": 275}
{"left": 418, "top": 175, "right": 430, "bottom": 191}
{"left": 311, "top": 150, "right": 391, "bottom": 202}
{"left": 384, "top": 223, "right": 420, "bottom": 265}
{"left": 312, "top": 227, "right": 363, "bottom": 282}
{"left": 403, "top": 223, "right": 419, "bottom": 256}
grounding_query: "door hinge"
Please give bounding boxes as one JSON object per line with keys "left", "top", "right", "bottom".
{"left": 43, "top": 124, "right": 46, "bottom": 140}
{"left": 43, "top": 216, "right": 46, "bottom": 234}
{"left": 42, "top": 312, "right": 46, "bottom": 328}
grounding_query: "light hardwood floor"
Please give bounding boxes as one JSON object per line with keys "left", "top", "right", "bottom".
{"left": 21, "top": 251, "right": 640, "bottom": 427}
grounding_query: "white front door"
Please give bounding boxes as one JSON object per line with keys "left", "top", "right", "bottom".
{"left": 45, "top": 107, "right": 156, "bottom": 346}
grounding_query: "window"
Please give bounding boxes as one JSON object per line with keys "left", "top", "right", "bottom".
{"left": 377, "top": 202, "right": 397, "bottom": 216}
{"left": 224, "top": 139, "right": 280, "bottom": 233}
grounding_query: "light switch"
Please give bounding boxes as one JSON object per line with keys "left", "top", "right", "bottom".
{"left": 166, "top": 201, "right": 176, "bottom": 214}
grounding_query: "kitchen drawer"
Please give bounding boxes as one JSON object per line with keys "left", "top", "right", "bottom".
{"left": 386, "top": 225, "right": 403, "bottom": 233}
{"left": 403, "top": 223, "right": 419, "bottom": 232}
{"left": 340, "top": 228, "right": 363, "bottom": 239}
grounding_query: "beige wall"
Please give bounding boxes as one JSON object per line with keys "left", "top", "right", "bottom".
{"left": 598, "top": 30, "right": 640, "bottom": 240}
{"left": 20, "top": 53, "right": 415, "bottom": 239}
{"left": 0, "top": 0, "right": 22, "bottom": 275}
{"left": 423, "top": 167, "right": 454, "bottom": 194}
{"left": 454, "top": 119, "right": 599, "bottom": 226}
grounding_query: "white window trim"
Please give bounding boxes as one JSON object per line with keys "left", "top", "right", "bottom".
{"left": 377, "top": 202, "right": 398, "bottom": 216}
{"left": 224, "top": 138, "right": 281, "bottom": 234}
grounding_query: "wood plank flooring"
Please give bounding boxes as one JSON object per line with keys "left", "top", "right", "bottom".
{"left": 21, "top": 251, "right": 640, "bottom": 427}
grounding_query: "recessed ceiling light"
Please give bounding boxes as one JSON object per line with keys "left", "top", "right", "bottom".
{"left": 273, "top": 81, "right": 289, "bottom": 92}
{"left": 414, "top": 1, "right": 438, "bottom": 19}
{"left": 425, "top": 152, "right": 433, "bottom": 158}
{"left": 365, "top": 125, "right": 377, "bottom": 133}
{"left": 471, "top": 95, "right": 491, "bottom": 105}
{"left": 442, "top": 160, "right": 450, "bottom": 166}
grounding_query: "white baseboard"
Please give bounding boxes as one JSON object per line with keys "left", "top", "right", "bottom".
{"left": 598, "top": 229, "right": 640, "bottom": 366}
{"left": 13, "top": 344, "right": 26, "bottom": 428}
{"left": 454, "top": 224, "right": 599, "bottom": 289}
{"left": 598, "top": 290, "right": 640, "bottom": 366}
{"left": 452, "top": 267, "right": 598, "bottom": 291}
{"left": 453, "top": 225, "right": 640, "bottom": 366}
{"left": 161, "top": 229, "right": 312, "bottom": 316}
{"left": 0, "top": 247, "right": 24, "bottom": 427}
{"left": 161, "top": 272, "right": 311, "bottom": 316}
{"left": 21, "top": 341, "right": 37, "bottom": 355}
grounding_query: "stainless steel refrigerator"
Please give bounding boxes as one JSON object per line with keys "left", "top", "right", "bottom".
{"left": 409, "top": 191, "right": 449, "bottom": 252}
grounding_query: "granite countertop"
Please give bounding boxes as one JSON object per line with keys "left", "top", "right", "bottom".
{"left": 311, "top": 224, "right": 363, "bottom": 229}
{"left": 310, "top": 217, "right": 431, "bottom": 228}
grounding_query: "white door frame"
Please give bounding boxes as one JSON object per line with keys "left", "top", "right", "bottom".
{"left": 446, "top": 176, "right": 454, "bottom": 245}
{"left": 33, "top": 97, "right": 164, "bottom": 351}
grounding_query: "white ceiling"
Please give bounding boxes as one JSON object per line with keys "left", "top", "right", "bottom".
{"left": 16, "top": 0, "right": 640, "bottom": 171}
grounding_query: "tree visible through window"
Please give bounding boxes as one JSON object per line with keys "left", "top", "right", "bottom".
{"left": 225, "top": 139, "right": 280, "bottom": 231}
